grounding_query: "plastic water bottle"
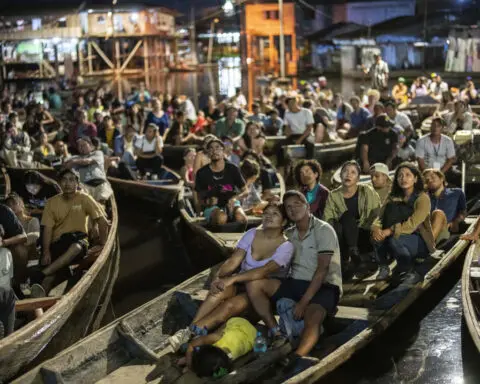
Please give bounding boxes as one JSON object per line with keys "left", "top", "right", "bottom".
{"left": 253, "top": 331, "right": 267, "bottom": 354}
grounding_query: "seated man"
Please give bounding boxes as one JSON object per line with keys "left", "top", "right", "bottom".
{"left": 31, "top": 169, "right": 109, "bottom": 297}
{"left": 214, "top": 106, "right": 245, "bottom": 142}
{"left": 424, "top": 169, "right": 467, "bottom": 241}
{"left": 1, "top": 122, "right": 32, "bottom": 167}
{"left": 264, "top": 109, "right": 284, "bottom": 136}
{"left": 346, "top": 96, "right": 371, "bottom": 138}
{"left": 64, "top": 137, "right": 113, "bottom": 204}
{"left": 360, "top": 114, "right": 398, "bottom": 173}
{"left": 445, "top": 100, "right": 473, "bottom": 135}
{"left": 294, "top": 159, "right": 329, "bottom": 219}
{"left": 385, "top": 102, "right": 413, "bottom": 139}
{"left": 324, "top": 161, "right": 381, "bottom": 275}
{"left": 369, "top": 163, "right": 392, "bottom": 204}
{"left": 246, "top": 190, "right": 342, "bottom": 371}
{"left": 0, "top": 203, "right": 28, "bottom": 285}
{"left": 195, "top": 138, "right": 247, "bottom": 225}
{"left": 416, "top": 117, "right": 457, "bottom": 183}
{"left": 68, "top": 109, "right": 97, "bottom": 150}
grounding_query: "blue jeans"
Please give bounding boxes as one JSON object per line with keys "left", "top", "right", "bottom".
{"left": 375, "top": 233, "right": 428, "bottom": 272}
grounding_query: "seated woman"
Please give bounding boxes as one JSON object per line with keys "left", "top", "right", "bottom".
{"left": 237, "top": 122, "right": 265, "bottom": 156}
{"left": 372, "top": 162, "right": 436, "bottom": 280}
{"left": 180, "top": 147, "right": 196, "bottom": 188}
{"left": 323, "top": 160, "right": 381, "bottom": 276}
{"left": 168, "top": 202, "right": 294, "bottom": 351}
{"left": 294, "top": 159, "right": 329, "bottom": 219}
{"left": 134, "top": 123, "right": 164, "bottom": 179}
{"left": 5, "top": 193, "right": 40, "bottom": 261}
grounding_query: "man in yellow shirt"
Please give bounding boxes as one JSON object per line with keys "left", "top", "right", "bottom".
{"left": 31, "top": 169, "right": 109, "bottom": 297}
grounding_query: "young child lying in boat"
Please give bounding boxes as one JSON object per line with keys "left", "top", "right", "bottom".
{"left": 177, "top": 317, "right": 257, "bottom": 378}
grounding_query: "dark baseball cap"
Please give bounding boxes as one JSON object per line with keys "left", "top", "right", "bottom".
{"left": 375, "top": 114, "right": 394, "bottom": 128}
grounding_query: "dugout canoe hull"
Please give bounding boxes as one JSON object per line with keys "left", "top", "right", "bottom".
{"left": 0, "top": 168, "right": 120, "bottom": 382}
{"left": 12, "top": 216, "right": 479, "bottom": 384}
{"left": 461, "top": 240, "right": 480, "bottom": 353}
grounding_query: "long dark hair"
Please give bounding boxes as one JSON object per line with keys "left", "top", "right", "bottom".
{"left": 390, "top": 162, "right": 424, "bottom": 198}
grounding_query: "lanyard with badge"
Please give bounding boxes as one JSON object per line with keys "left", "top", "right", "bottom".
{"left": 432, "top": 140, "right": 442, "bottom": 170}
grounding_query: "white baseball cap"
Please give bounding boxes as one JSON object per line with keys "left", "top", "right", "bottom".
{"left": 370, "top": 163, "right": 390, "bottom": 179}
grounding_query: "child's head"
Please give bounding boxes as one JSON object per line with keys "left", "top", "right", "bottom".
{"left": 197, "top": 110, "right": 205, "bottom": 118}
{"left": 183, "top": 147, "right": 196, "bottom": 164}
{"left": 191, "top": 345, "right": 232, "bottom": 378}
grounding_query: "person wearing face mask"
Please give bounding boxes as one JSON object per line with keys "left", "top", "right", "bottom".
{"left": 16, "top": 171, "right": 61, "bottom": 211}
{"left": 323, "top": 161, "right": 381, "bottom": 277}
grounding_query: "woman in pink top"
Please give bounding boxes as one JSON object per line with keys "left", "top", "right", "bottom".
{"left": 169, "top": 201, "right": 294, "bottom": 351}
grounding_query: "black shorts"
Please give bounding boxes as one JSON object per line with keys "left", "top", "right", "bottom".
{"left": 50, "top": 232, "right": 89, "bottom": 262}
{"left": 271, "top": 279, "right": 340, "bottom": 315}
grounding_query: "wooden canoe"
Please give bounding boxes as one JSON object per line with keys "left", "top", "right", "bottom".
{"left": 462, "top": 239, "right": 480, "bottom": 352}
{"left": 177, "top": 173, "right": 285, "bottom": 269}
{"left": 283, "top": 138, "right": 358, "bottom": 168}
{"left": 13, "top": 216, "right": 479, "bottom": 384}
{"left": 107, "top": 166, "right": 184, "bottom": 213}
{"left": 162, "top": 145, "right": 200, "bottom": 170}
{"left": 0, "top": 168, "right": 120, "bottom": 382}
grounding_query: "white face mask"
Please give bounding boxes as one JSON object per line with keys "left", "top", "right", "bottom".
{"left": 25, "top": 184, "right": 41, "bottom": 196}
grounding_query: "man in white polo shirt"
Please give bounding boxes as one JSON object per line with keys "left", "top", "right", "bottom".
{"left": 276, "top": 97, "right": 315, "bottom": 169}
{"left": 416, "top": 116, "right": 458, "bottom": 184}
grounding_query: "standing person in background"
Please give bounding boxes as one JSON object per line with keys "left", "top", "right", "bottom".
{"left": 294, "top": 159, "right": 329, "bottom": 219}
{"left": 364, "top": 54, "right": 389, "bottom": 90}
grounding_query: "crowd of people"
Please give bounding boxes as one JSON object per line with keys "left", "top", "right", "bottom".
{"left": 1, "top": 71, "right": 480, "bottom": 378}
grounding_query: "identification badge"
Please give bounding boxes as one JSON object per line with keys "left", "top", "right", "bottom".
{"left": 433, "top": 162, "right": 441, "bottom": 170}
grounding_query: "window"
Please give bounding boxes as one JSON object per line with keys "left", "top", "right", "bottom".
{"left": 264, "top": 10, "right": 279, "bottom": 20}
{"left": 32, "top": 18, "right": 42, "bottom": 30}
{"left": 57, "top": 18, "right": 67, "bottom": 28}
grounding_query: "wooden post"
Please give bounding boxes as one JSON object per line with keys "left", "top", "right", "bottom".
{"left": 87, "top": 41, "right": 93, "bottom": 74}
{"left": 54, "top": 44, "right": 60, "bottom": 82}
{"left": 114, "top": 38, "right": 122, "bottom": 101}
{"left": 143, "top": 37, "right": 150, "bottom": 88}
{"left": 78, "top": 40, "right": 84, "bottom": 75}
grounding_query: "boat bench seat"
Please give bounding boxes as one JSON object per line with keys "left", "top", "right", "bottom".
{"left": 189, "top": 289, "right": 382, "bottom": 321}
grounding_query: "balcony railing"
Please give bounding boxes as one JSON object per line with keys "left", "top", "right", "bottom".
{"left": 0, "top": 27, "right": 82, "bottom": 41}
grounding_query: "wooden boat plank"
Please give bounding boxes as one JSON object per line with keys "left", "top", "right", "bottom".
{"left": 462, "top": 241, "right": 480, "bottom": 354}
{"left": 15, "top": 297, "right": 61, "bottom": 312}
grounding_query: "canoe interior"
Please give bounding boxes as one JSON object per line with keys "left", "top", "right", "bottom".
{"left": 14, "top": 216, "right": 479, "bottom": 384}
{"left": 462, "top": 240, "right": 480, "bottom": 353}
{"left": 284, "top": 139, "right": 357, "bottom": 167}
{"left": 108, "top": 166, "right": 183, "bottom": 211}
{"left": 0, "top": 168, "right": 120, "bottom": 382}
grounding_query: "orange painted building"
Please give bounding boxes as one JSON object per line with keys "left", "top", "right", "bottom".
{"left": 242, "top": 2, "right": 297, "bottom": 75}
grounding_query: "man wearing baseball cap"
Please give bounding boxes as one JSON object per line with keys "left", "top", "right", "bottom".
{"left": 369, "top": 163, "right": 392, "bottom": 204}
{"left": 359, "top": 114, "right": 398, "bottom": 174}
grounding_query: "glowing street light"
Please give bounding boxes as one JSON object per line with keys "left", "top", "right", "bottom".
{"left": 223, "top": 0, "right": 235, "bottom": 17}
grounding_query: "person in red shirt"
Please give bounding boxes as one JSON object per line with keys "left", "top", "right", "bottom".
{"left": 68, "top": 109, "right": 97, "bottom": 150}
